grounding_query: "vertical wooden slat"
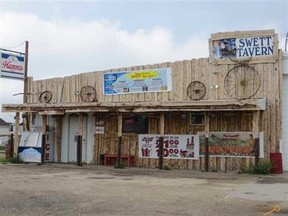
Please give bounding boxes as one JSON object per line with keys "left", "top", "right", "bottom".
{"left": 55, "top": 115, "right": 62, "bottom": 162}
{"left": 14, "top": 112, "right": 20, "bottom": 157}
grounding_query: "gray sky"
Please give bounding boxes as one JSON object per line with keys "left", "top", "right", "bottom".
{"left": 0, "top": 0, "right": 287, "bottom": 121}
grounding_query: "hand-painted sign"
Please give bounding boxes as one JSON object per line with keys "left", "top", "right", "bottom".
{"left": 198, "top": 132, "right": 264, "bottom": 158}
{"left": 0, "top": 52, "right": 25, "bottom": 80}
{"left": 138, "top": 134, "right": 199, "bottom": 160}
{"left": 103, "top": 68, "right": 172, "bottom": 95}
{"left": 213, "top": 36, "right": 274, "bottom": 59}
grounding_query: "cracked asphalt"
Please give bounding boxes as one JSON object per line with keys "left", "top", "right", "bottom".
{"left": 0, "top": 163, "right": 287, "bottom": 216}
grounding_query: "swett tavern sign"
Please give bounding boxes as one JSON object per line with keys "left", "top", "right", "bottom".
{"left": 236, "top": 36, "right": 273, "bottom": 57}
{"left": 210, "top": 30, "right": 277, "bottom": 63}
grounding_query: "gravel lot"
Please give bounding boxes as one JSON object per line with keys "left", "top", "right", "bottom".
{"left": 0, "top": 163, "right": 287, "bottom": 216}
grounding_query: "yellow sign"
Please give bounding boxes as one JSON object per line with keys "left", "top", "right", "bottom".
{"left": 126, "top": 71, "right": 158, "bottom": 80}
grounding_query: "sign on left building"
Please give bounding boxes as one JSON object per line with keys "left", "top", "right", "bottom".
{"left": 0, "top": 52, "right": 25, "bottom": 80}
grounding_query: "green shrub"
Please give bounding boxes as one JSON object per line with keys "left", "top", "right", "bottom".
{"left": 248, "top": 160, "right": 272, "bottom": 175}
{"left": 163, "top": 165, "right": 171, "bottom": 170}
{"left": 9, "top": 155, "right": 24, "bottom": 164}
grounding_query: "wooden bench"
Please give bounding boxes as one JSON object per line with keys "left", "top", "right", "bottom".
{"left": 104, "top": 154, "right": 135, "bottom": 167}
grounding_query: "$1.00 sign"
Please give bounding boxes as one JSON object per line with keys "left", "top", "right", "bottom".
{"left": 138, "top": 134, "right": 199, "bottom": 160}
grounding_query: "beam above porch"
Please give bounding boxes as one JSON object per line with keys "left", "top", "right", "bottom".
{"left": 1, "top": 98, "right": 267, "bottom": 114}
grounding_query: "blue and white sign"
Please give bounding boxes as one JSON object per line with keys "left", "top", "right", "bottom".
{"left": 0, "top": 52, "right": 25, "bottom": 80}
{"left": 18, "top": 132, "right": 42, "bottom": 163}
{"left": 103, "top": 68, "right": 172, "bottom": 95}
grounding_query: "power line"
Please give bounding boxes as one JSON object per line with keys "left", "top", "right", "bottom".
{"left": 1, "top": 41, "right": 25, "bottom": 50}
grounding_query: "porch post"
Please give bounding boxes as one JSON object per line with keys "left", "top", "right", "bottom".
{"left": 116, "top": 113, "right": 123, "bottom": 167}
{"left": 204, "top": 112, "right": 210, "bottom": 172}
{"left": 13, "top": 112, "right": 20, "bottom": 157}
{"left": 55, "top": 115, "right": 63, "bottom": 162}
{"left": 41, "top": 115, "right": 47, "bottom": 164}
{"left": 253, "top": 111, "right": 260, "bottom": 166}
{"left": 77, "top": 113, "right": 83, "bottom": 166}
{"left": 159, "top": 112, "right": 165, "bottom": 170}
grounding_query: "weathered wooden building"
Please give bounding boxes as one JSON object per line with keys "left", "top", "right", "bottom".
{"left": 2, "top": 29, "right": 284, "bottom": 171}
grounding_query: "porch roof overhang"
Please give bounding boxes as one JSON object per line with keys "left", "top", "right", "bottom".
{"left": 1, "top": 98, "right": 266, "bottom": 114}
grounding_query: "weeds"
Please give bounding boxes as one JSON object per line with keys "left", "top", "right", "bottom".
{"left": 9, "top": 155, "right": 24, "bottom": 164}
{"left": 0, "top": 156, "right": 24, "bottom": 164}
{"left": 241, "top": 160, "right": 272, "bottom": 175}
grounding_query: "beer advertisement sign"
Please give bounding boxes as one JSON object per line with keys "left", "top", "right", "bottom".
{"left": 0, "top": 52, "right": 25, "bottom": 80}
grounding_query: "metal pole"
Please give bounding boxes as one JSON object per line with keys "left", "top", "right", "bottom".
{"left": 0, "top": 48, "right": 25, "bottom": 55}
{"left": 205, "top": 137, "right": 209, "bottom": 172}
{"left": 77, "top": 135, "right": 82, "bottom": 166}
{"left": 24, "top": 41, "right": 29, "bottom": 103}
{"left": 285, "top": 32, "right": 288, "bottom": 51}
{"left": 41, "top": 134, "right": 46, "bottom": 164}
{"left": 23, "top": 41, "right": 30, "bottom": 132}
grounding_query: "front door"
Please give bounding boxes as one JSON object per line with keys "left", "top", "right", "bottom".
{"left": 68, "top": 116, "right": 88, "bottom": 163}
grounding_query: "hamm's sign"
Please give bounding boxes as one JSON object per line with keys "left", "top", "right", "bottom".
{"left": 0, "top": 52, "right": 25, "bottom": 80}
{"left": 211, "top": 30, "right": 276, "bottom": 60}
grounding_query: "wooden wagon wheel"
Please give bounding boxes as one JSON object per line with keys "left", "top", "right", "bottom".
{"left": 187, "top": 81, "right": 206, "bottom": 100}
{"left": 224, "top": 65, "right": 261, "bottom": 100}
{"left": 80, "top": 85, "right": 97, "bottom": 102}
{"left": 39, "top": 90, "right": 52, "bottom": 103}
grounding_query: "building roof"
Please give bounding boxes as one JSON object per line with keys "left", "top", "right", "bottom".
{"left": 0, "top": 118, "right": 10, "bottom": 126}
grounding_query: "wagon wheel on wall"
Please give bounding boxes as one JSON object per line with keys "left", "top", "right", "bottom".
{"left": 187, "top": 81, "right": 206, "bottom": 100}
{"left": 224, "top": 65, "right": 261, "bottom": 100}
{"left": 39, "top": 90, "right": 52, "bottom": 103}
{"left": 80, "top": 85, "right": 97, "bottom": 102}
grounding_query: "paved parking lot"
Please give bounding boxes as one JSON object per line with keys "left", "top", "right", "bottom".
{"left": 0, "top": 163, "right": 287, "bottom": 216}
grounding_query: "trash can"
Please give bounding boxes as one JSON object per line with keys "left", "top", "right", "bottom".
{"left": 270, "top": 153, "right": 283, "bottom": 174}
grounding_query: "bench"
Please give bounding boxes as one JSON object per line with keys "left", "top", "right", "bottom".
{"left": 104, "top": 154, "right": 135, "bottom": 167}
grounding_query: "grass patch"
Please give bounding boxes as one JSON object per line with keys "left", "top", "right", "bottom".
{"left": 114, "top": 164, "right": 126, "bottom": 169}
{"left": 0, "top": 157, "right": 8, "bottom": 164}
{"left": 0, "top": 145, "right": 5, "bottom": 151}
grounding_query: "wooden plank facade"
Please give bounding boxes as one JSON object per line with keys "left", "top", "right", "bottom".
{"left": 2, "top": 29, "right": 282, "bottom": 171}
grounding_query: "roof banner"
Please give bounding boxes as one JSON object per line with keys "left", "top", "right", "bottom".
{"left": 103, "top": 68, "right": 172, "bottom": 95}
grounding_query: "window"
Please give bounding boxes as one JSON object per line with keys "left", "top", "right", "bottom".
{"left": 190, "top": 113, "right": 205, "bottom": 125}
{"left": 122, "top": 116, "right": 148, "bottom": 133}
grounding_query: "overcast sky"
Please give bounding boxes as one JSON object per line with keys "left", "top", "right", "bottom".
{"left": 0, "top": 0, "right": 287, "bottom": 122}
